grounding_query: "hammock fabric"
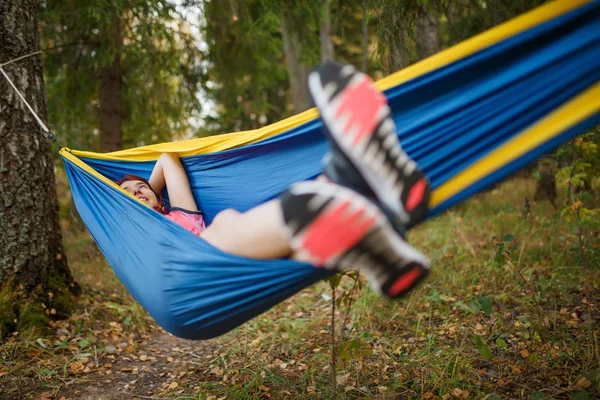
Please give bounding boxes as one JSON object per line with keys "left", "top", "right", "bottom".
{"left": 61, "top": 0, "right": 600, "bottom": 340}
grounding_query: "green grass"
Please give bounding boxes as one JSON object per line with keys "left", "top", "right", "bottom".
{"left": 1, "top": 176, "right": 599, "bottom": 399}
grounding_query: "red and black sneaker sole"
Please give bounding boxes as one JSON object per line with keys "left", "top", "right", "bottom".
{"left": 280, "top": 180, "right": 430, "bottom": 299}
{"left": 309, "top": 62, "right": 431, "bottom": 229}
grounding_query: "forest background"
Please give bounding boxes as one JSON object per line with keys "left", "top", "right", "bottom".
{"left": 0, "top": 0, "right": 598, "bottom": 399}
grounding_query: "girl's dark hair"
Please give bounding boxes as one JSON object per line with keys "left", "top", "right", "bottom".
{"left": 115, "top": 174, "right": 167, "bottom": 214}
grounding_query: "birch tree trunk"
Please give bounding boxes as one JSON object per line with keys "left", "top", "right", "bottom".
{"left": 0, "top": 0, "right": 77, "bottom": 336}
{"left": 361, "top": 0, "right": 369, "bottom": 72}
{"left": 319, "top": 0, "right": 334, "bottom": 63}
{"left": 416, "top": 10, "right": 439, "bottom": 61}
{"left": 387, "top": 12, "right": 406, "bottom": 73}
{"left": 281, "top": 11, "right": 312, "bottom": 113}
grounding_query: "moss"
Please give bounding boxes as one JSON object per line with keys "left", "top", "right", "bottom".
{"left": 0, "top": 266, "right": 78, "bottom": 339}
{"left": 16, "top": 301, "right": 49, "bottom": 336}
{"left": 51, "top": 290, "right": 74, "bottom": 317}
{"left": 0, "top": 289, "right": 18, "bottom": 338}
{"left": 47, "top": 272, "right": 77, "bottom": 318}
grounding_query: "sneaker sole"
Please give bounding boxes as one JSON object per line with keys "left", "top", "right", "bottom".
{"left": 309, "top": 63, "right": 430, "bottom": 228}
{"left": 281, "top": 180, "right": 430, "bottom": 298}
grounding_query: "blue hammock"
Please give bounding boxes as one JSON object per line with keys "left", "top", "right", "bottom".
{"left": 61, "top": 0, "right": 600, "bottom": 339}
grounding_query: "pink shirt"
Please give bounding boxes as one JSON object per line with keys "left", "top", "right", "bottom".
{"left": 165, "top": 208, "right": 206, "bottom": 236}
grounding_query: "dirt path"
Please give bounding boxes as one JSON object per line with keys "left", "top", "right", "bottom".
{"left": 33, "top": 331, "right": 215, "bottom": 400}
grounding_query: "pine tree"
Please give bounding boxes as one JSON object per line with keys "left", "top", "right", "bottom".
{"left": 39, "top": 0, "right": 204, "bottom": 151}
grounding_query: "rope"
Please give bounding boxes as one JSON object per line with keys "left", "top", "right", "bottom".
{"left": 0, "top": 51, "right": 42, "bottom": 68}
{"left": 0, "top": 53, "right": 59, "bottom": 148}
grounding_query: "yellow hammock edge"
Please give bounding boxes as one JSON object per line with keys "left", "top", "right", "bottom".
{"left": 429, "top": 81, "right": 600, "bottom": 208}
{"left": 60, "top": 149, "right": 154, "bottom": 209}
{"left": 69, "top": 0, "right": 591, "bottom": 163}
{"left": 61, "top": 81, "right": 600, "bottom": 211}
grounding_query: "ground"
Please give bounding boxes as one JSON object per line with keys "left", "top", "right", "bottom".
{"left": 0, "top": 177, "right": 599, "bottom": 399}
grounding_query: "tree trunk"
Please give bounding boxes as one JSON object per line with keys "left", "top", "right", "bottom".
{"left": 361, "top": 0, "right": 369, "bottom": 73}
{"left": 387, "top": 12, "right": 406, "bottom": 73}
{"left": 534, "top": 160, "right": 557, "bottom": 208}
{"left": 319, "top": 0, "right": 334, "bottom": 63}
{"left": 99, "top": 13, "right": 123, "bottom": 152}
{"left": 416, "top": 9, "right": 439, "bottom": 61}
{"left": 0, "top": 0, "right": 77, "bottom": 335}
{"left": 281, "top": 10, "right": 312, "bottom": 113}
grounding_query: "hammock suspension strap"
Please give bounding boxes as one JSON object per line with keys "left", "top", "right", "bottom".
{"left": 0, "top": 53, "right": 60, "bottom": 148}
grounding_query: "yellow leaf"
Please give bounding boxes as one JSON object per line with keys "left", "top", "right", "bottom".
{"left": 69, "top": 361, "right": 84, "bottom": 374}
{"left": 423, "top": 392, "right": 434, "bottom": 399}
{"left": 576, "top": 377, "right": 591, "bottom": 389}
{"left": 168, "top": 381, "right": 179, "bottom": 390}
{"left": 452, "top": 388, "right": 463, "bottom": 397}
{"left": 520, "top": 349, "right": 529, "bottom": 358}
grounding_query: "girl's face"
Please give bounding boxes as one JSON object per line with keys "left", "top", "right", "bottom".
{"left": 119, "top": 180, "right": 160, "bottom": 210}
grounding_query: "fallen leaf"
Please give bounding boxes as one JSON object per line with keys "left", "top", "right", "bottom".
{"left": 168, "top": 381, "right": 179, "bottom": 389}
{"left": 520, "top": 349, "right": 529, "bottom": 358}
{"left": 576, "top": 377, "right": 591, "bottom": 389}
{"left": 69, "top": 361, "right": 84, "bottom": 374}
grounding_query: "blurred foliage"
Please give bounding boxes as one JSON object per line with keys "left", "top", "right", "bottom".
{"left": 200, "top": 0, "right": 289, "bottom": 133}
{"left": 556, "top": 130, "right": 600, "bottom": 266}
{"left": 38, "top": 0, "right": 573, "bottom": 145}
{"left": 39, "top": 0, "right": 204, "bottom": 150}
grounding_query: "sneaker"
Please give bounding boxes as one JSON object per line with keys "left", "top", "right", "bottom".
{"left": 308, "top": 62, "right": 431, "bottom": 230}
{"left": 280, "top": 180, "right": 430, "bottom": 298}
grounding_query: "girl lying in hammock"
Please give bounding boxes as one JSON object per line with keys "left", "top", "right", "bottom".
{"left": 118, "top": 62, "right": 431, "bottom": 299}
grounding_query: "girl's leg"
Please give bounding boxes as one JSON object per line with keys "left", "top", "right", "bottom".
{"left": 202, "top": 180, "right": 430, "bottom": 299}
{"left": 202, "top": 176, "right": 330, "bottom": 259}
{"left": 200, "top": 200, "right": 292, "bottom": 259}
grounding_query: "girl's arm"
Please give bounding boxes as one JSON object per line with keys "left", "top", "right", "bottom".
{"left": 149, "top": 153, "right": 198, "bottom": 212}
